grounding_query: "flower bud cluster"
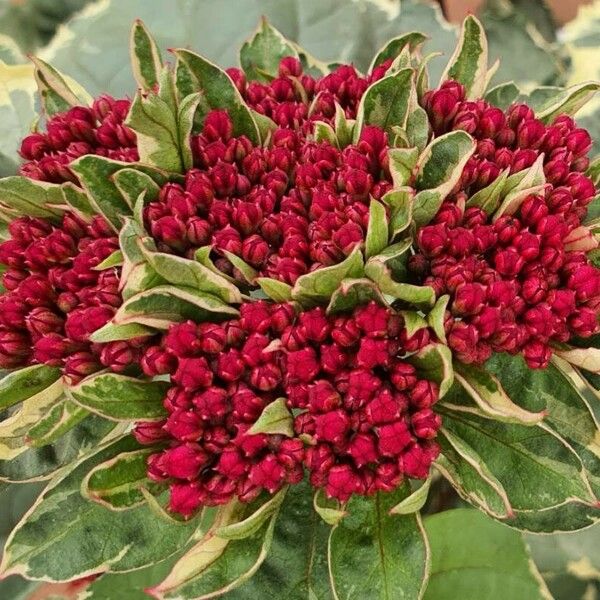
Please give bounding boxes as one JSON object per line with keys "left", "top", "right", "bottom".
{"left": 140, "top": 301, "right": 441, "bottom": 515}
{"left": 0, "top": 213, "right": 142, "bottom": 381}
{"left": 19, "top": 96, "right": 138, "bottom": 184}
{"left": 145, "top": 109, "right": 392, "bottom": 285}
{"left": 415, "top": 81, "right": 600, "bottom": 369}
{"left": 226, "top": 57, "right": 388, "bottom": 132}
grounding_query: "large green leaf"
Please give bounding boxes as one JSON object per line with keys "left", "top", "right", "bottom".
{"left": 38, "top": 0, "right": 457, "bottom": 97}
{"left": 0, "top": 436, "right": 198, "bottom": 582}
{"left": 424, "top": 509, "right": 550, "bottom": 599}
{"left": 0, "top": 365, "right": 61, "bottom": 411}
{"left": 328, "top": 484, "right": 430, "bottom": 600}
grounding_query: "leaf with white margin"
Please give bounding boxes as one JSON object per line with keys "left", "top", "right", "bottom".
{"left": 427, "top": 294, "right": 449, "bottom": 344}
{"left": 313, "top": 120, "right": 338, "bottom": 147}
{"left": 240, "top": 17, "right": 299, "bottom": 82}
{"left": 313, "top": 488, "right": 346, "bottom": 526}
{"left": 25, "top": 398, "right": 88, "bottom": 448}
{"left": 216, "top": 487, "right": 287, "bottom": 540}
{"left": 0, "top": 364, "right": 61, "bottom": 411}
{"left": 388, "top": 147, "right": 419, "bottom": 187}
{"left": 256, "top": 277, "right": 292, "bottom": 302}
{"left": 130, "top": 19, "right": 163, "bottom": 91}
{"left": 248, "top": 399, "right": 294, "bottom": 437}
{"left": 555, "top": 346, "right": 600, "bottom": 374}
{"left": 30, "top": 56, "right": 91, "bottom": 117}
{"left": 452, "top": 361, "right": 546, "bottom": 425}
{"left": 440, "top": 15, "right": 489, "bottom": 99}
{"left": 485, "top": 82, "right": 521, "bottom": 110}
{"left": 113, "top": 169, "right": 161, "bottom": 212}
{"left": 0, "top": 436, "right": 198, "bottom": 581}
{"left": 326, "top": 278, "right": 388, "bottom": 314}
{"left": 353, "top": 68, "right": 414, "bottom": 141}
{"left": 82, "top": 447, "right": 162, "bottom": 510}
{"left": 536, "top": 82, "right": 600, "bottom": 124}
{"left": 390, "top": 478, "right": 432, "bottom": 515}
{"left": 328, "top": 484, "right": 430, "bottom": 600}
{"left": 0, "top": 176, "right": 65, "bottom": 219}
{"left": 67, "top": 372, "right": 169, "bottom": 421}
{"left": 173, "top": 48, "right": 260, "bottom": 144}
{"left": 412, "top": 131, "right": 476, "bottom": 227}
{"left": 408, "top": 343, "right": 454, "bottom": 399}
{"left": 381, "top": 187, "right": 413, "bottom": 238}
{"left": 89, "top": 321, "right": 155, "bottom": 344}
{"left": 113, "top": 285, "right": 238, "bottom": 329}
{"left": 369, "top": 32, "right": 427, "bottom": 72}
{"left": 334, "top": 102, "right": 354, "bottom": 148}
{"left": 365, "top": 199, "right": 388, "bottom": 258}
{"left": 466, "top": 168, "right": 510, "bottom": 215}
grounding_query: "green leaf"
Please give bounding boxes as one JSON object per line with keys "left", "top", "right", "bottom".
{"left": 365, "top": 199, "right": 388, "bottom": 259}
{"left": 412, "top": 131, "right": 476, "bottom": 227}
{"left": 89, "top": 321, "right": 155, "bottom": 343}
{"left": 441, "top": 15, "right": 489, "bottom": 99}
{"left": 139, "top": 245, "right": 242, "bottom": 304}
{"left": 173, "top": 48, "right": 259, "bottom": 144}
{"left": 451, "top": 361, "right": 546, "bottom": 425}
{"left": 240, "top": 17, "right": 299, "bottom": 82}
{"left": 215, "top": 488, "right": 287, "bottom": 540}
{"left": 408, "top": 343, "right": 454, "bottom": 399}
{"left": 369, "top": 32, "right": 427, "bottom": 71}
{"left": 313, "top": 120, "right": 338, "bottom": 146}
{"left": 130, "top": 19, "right": 163, "bottom": 91}
{"left": 354, "top": 68, "right": 414, "bottom": 141}
{"left": 83, "top": 448, "right": 160, "bottom": 510}
{"left": 424, "top": 509, "right": 550, "bottom": 600}
{"left": 465, "top": 168, "right": 510, "bottom": 215}
{"left": 0, "top": 176, "right": 65, "bottom": 219}
{"left": 292, "top": 246, "right": 364, "bottom": 306}
{"left": 94, "top": 250, "right": 124, "bottom": 270}
{"left": 381, "top": 188, "right": 413, "bottom": 238}
{"left": 334, "top": 102, "right": 354, "bottom": 148}
{"left": 390, "top": 478, "right": 432, "bottom": 515}
{"left": 223, "top": 250, "right": 258, "bottom": 284}
{"left": 0, "top": 364, "right": 61, "bottom": 411}
{"left": 248, "top": 399, "right": 293, "bottom": 437}
{"left": 125, "top": 91, "right": 183, "bottom": 172}
{"left": 69, "top": 156, "right": 133, "bottom": 230}
{"left": 326, "top": 278, "right": 388, "bottom": 315}
{"left": 113, "top": 168, "right": 161, "bottom": 209}
{"left": 25, "top": 399, "right": 88, "bottom": 448}
{"left": 536, "top": 82, "right": 600, "bottom": 123}
{"left": 328, "top": 484, "right": 430, "bottom": 600}
{"left": 554, "top": 346, "right": 600, "bottom": 374}
{"left": 427, "top": 294, "right": 449, "bottom": 344}
{"left": 30, "top": 56, "right": 89, "bottom": 117}
{"left": 313, "top": 488, "right": 346, "bottom": 526}
{"left": 256, "top": 277, "right": 292, "bottom": 302}
{"left": 177, "top": 92, "right": 202, "bottom": 171}
{"left": 388, "top": 147, "right": 419, "bottom": 187}
{"left": 68, "top": 373, "right": 169, "bottom": 421}
{"left": 485, "top": 82, "right": 521, "bottom": 109}
{"left": 113, "top": 285, "right": 238, "bottom": 329}
{"left": 0, "top": 436, "right": 198, "bottom": 581}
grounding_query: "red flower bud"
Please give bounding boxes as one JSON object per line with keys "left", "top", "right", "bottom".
{"left": 411, "top": 409, "right": 441, "bottom": 439}
{"left": 523, "top": 340, "right": 552, "bottom": 369}
{"left": 172, "top": 357, "right": 213, "bottom": 391}
{"left": 159, "top": 444, "right": 208, "bottom": 479}
{"left": 286, "top": 347, "right": 320, "bottom": 383}
{"left": 377, "top": 420, "right": 413, "bottom": 457}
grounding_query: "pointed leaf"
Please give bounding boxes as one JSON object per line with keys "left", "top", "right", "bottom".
{"left": 89, "top": 321, "right": 155, "bottom": 343}
{"left": 0, "top": 436, "right": 198, "bottom": 581}
{"left": 334, "top": 102, "right": 354, "bottom": 148}
{"left": 554, "top": 346, "right": 600, "bottom": 374}
{"left": 0, "top": 176, "right": 65, "bottom": 219}
{"left": 369, "top": 32, "right": 428, "bottom": 71}
{"left": 365, "top": 199, "right": 388, "bottom": 258}
{"left": 173, "top": 48, "right": 259, "bottom": 144}
{"left": 390, "top": 478, "right": 431, "bottom": 515}
{"left": 441, "top": 15, "right": 489, "bottom": 99}
{"left": 328, "top": 485, "right": 430, "bottom": 600}
{"left": 256, "top": 277, "right": 292, "bottom": 302}
{"left": 223, "top": 250, "right": 258, "bottom": 284}
{"left": 0, "top": 364, "right": 61, "bottom": 411}
{"left": 413, "top": 131, "right": 476, "bottom": 227}
{"left": 400, "top": 310, "right": 428, "bottom": 338}
{"left": 354, "top": 68, "right": 414, "bottom": 141}
{"left": 82, "top": 448, "right": 160, "bottom": 510}
{"left": 94, "top": 250, "right": 124, "bottom": 270}
{"left": 130, "top": 19, "right": 163, "bottom": 91}
{"left": 427, "top": 294, "right": 449, "bottom": 344}
{"left": 25, "top": 399, "right": 88, "bottom": 448}
{"left": 326, "top": 278, "right": 388, "bottom": 314}
{"left": 381, "top": 187, "right": 413, "bottom": 238}
{"left": 240, "top": 18, "right": 299, "bottom": 82}
{"left": 536, "top": 82, "right": 600, "bottom": 123}
{"left": 178, "top": 92, "right": 202, "bottom": 171}
{"left": 113, "top": 285, "right": 237, "bottom": 329}
{"left": 313, "top": 120, "right": 338, "bottom": 146}
{"left": 292, "top": 246, "right": 364, "bottom": 305}
{"left": 313, "top": 489, "right": 346, "bottom": 526}
{"left": 388, "top": 147, "right": 419, "bottom": 187}
{"left": 113, "top": 168, "right": 161, "bottom": 208}
{"left": 248, "top": 399, "right": 294, "bottom": 437}
{"left": 408, "top": 343, "right": 454, "bottom": 398}
{"left": 216, "top": 488, "right": 287, "bottom": 540}
{"left": 466, "top": 168, "right": 510, "bottom": 215}
{"left": 68, "top": 373, "right": 169, "bottom": 421}
{"left": 485, "top": 82, "right": 521, "bottom": 110}
{"left": 452, "top": 362, "right": 546, "bottom": 425}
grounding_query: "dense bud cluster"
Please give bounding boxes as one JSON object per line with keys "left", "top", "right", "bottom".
{"left": 226, "top": 57, "right": 387, "bottom": 131}
{"left": 139, "top": 301, "right": 441, "bottom": 514}
{"left": 413, "top": 81, "right": 600, "bottom": 368}
{"left": 19, "top": 96, "right": 138, "bottom": 184}
{"left": 0, "top": 213, "right": 142, "bottom": 381}
{"left": 146, "top": 107, "right": 392, "bottom": 284}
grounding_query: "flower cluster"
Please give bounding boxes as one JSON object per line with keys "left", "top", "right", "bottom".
{"left": 138, "top": 301, "right": 441, "bottom": 514}
{"left": 411, "top": 81, "right": 600, "bottom": 368}
{"left": 0, "top": 213, "right": 143, "bottom": 382}
{"left": 146, "top": 109, "right": 392, "bottom": 285}
{"left": 19, "top": 96, "right": 138, "bottom": 184}
{"left": 226, "top": 57, "right": 388, "bottom": 131}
